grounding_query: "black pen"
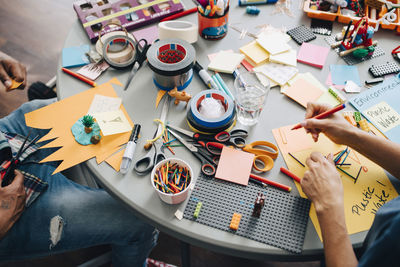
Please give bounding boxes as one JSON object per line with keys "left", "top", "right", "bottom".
{"left": 120, "top": 124, "right": 141, "bottom": 174}
{"left": 249, "top": 178, "right": 267, "bottom": 188}
{"left": 193, "top": 62, "right": 218, "bottom": 89}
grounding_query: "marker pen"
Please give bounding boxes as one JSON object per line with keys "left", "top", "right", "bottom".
{"left": 120, "top": 124, "right": 141, "bottom": 174}
{"left": 193, "top": 62, "right": 218, "bottom": 89}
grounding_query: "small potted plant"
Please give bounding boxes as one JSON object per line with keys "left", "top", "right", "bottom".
{"left": 82, "top": 115, "right": 95, "bottom": 133}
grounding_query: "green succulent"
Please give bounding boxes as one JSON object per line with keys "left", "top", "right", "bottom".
{"left": 82, "top": 115, "right": 95, "bottom": 128}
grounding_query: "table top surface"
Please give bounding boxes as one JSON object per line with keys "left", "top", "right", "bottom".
{"left": 56, "top": 1, "right": 399, "bottom": 261}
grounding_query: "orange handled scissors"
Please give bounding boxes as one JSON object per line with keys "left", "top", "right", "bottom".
{"left": 242, "top": 141, "right": 278, "bottom": 172}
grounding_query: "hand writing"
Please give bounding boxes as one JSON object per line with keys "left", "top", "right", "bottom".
{"left": 301, "top": 102, "right": 355, "bottom": 144}
{"left": 0, "top": 170, "right": 26, "bottom": 240}
{"left": 301, "top": 152, "right": 344, "bottom": 214}
{"left": 0, "top": 58, "right": 27, "bottom": 91}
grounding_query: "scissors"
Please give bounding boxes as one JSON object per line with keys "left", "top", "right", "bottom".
{"left": 242, "top": 141, "right": 278, "bottom": 172}
{"left": 123, "top": 39, "right": 151, "bottom": 91}
{"left": 166, "top": 125, "right": 248, "bottom": 148}
{"left": 133, "top": 96, "right": 169, "bottom": 175}
{"left": 167, "top": 128, "right": 217, "bottom": 176}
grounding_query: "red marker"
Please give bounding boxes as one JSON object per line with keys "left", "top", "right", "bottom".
{"left": 250, "top": 173, "right": 291, "bottom": 192}
{"left": 160, "top": 7, "right": 198, "bottom": 22}
{"left": 291, "top": 104, "right": 346, "bottom": 130}
{"left": 280, "top": 167, "right": 301, "bottom": 183}
{"left": 62, "top": 67, "right": 97, "bottom": 87}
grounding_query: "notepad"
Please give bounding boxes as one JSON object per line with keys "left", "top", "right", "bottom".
{"left": 240, "top": 41, "right": 269, "bottom": 66}
{"left": 297, "top": 43, "right": 329, "bottom": 69}
{"left": 253, "top": 63, "right": 298, "bottom": 86}
{"left": 283, "top": 78, "right": 324, "bottom": 108}
{"left": 208, "top": 51, "right": 244, "bottom": 74}
{"left": 269, "top": 49, "right": 297, "bottom": 67}
{"left": 256, "top": 34, "right": 291, "bottom": 55}
{"left": 62, "top": 45, "right": 90, "bottom": 68}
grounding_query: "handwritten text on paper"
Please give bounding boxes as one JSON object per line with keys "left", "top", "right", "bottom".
{"left": 365, "top": 101, "right": 400, "bottom": 132}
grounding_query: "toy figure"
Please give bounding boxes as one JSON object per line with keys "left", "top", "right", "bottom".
{"left": 82, "top": 115, "right": 95, "bottom": 133}
{"left": 167, "top": 87, "right": 192, "bottom": 106}
{"left": 252, "top": 193, "right": 266, "bottom": 218}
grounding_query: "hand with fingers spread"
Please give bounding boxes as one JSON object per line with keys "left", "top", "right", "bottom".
{"left": 301, "top": 102, "right": 356, "bottom": 144}
{"left": 300, "top": 152, "right": 343, "bottom": 214}
{"left": 0, "top": 170, "right": 26, "bottom": 240}
{"left": 0, "top": 58, "right": 27, "bottom": 91}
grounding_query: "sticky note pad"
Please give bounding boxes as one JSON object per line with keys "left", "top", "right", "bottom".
{"left": 297, "top": 43, "right": 329, "bottom": 69}
{"left": 330, "top": 65, "right": 361, "bottom": 86}
{"left": 256, "top": 35, "right": 291, "bottom": 55}
{"left": 62, "top": 45, "right": 90, "bottom": 68}
{"left": 93, "top": 109, "right": 132, "bottom": 136}
{"left": 283, "top": 78, "right": 324, "bottom": 108}
{"left": 269, "top": 49, "right": 297, "bottom": 67}
{"left": 208, "top": 51, "right": 244, "bottom": 74}
{"left": 253, "top": 63, "right": 298, "bottom": 86}
{"left": 215, "top": 146, "right": 254, "bottom": 186}
{"left": 240, "top": 41, "right": 269, "bottom": 66}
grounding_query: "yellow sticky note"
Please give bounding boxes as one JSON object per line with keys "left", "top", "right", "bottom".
{"left": 240, "top": 41, "right": 269, "bottom": 66}
{"left": 269, "top": 49, "right": 297, "bottom": 67}
{"left": 256, "top": 35, "right": 291, "bottom": 55}
{"left": 208, "top": 51, "right": 244, "bottom": 74}
{"left": 94, "top": 109, "right": 132, "bottom": 136}
{"left": 364, "top": 101, "right": 400, "bottom": 133}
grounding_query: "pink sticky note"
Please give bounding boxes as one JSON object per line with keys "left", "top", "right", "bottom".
{"left": 215, "top": 146, "right": 254, "bottom": 186}
{"left": 284, "top": 78, "right": 324, "bottom": 108}
{"left": 325, "top": 72, "right": 346, "bottom": 90}
{"left": 297, "top": 43, "right": 330, "bottom": 69}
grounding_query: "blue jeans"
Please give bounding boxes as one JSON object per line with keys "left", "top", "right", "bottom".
{"left": 0, "top": 99, "right": 158, "bottom": 267}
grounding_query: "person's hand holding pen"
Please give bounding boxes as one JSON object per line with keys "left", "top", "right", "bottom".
{"left": 301, "top": 102, "right": 356, "bottom": 144}
{"left": 0, "top": 52, "right": 26, "bottom": 91}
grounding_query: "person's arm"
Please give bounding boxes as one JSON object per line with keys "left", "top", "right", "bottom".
{"left": 301, "top": 152, "right": 358, "bottom": 267}
{"left": 0, "top": 51, "right": 27, "bottom": 91}
{"left": 302, "top": 102, "right": 400, "bottom": 179}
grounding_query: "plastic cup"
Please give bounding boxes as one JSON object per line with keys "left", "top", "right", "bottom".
{"left": 233, "top": 72, "right": 270, "bottom": 126}
{"left": 150, "top": 158, "right": 193, "bottom": 204}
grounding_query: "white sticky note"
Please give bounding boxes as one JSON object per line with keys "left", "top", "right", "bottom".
{"left": 269, "top": 49, "right": 297, "bottom": 67}
{"left": 255, "top": 72, "right": 278, "bottom": 88}
{"left": 93, "top": 110, "right": 131, "bottom": 136}
{"left": 256, "top": 35, "right": 291, "bottom": 55}
{"left": 208, "top": 51, "right": 244, "bottom": 74}
{"left": 254, "top": 63, "right": 298, "bottom": 86}
{"left": 344, "top": 80, "right": 362, "bottom": 93}
{"left": 364, "top": 102, "right": 400, "bottom": 133}
{"left": 88, "top": 94, "right": 122, "bottom": 115}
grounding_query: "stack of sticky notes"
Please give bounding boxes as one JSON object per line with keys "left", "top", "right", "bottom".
{"left": 297, "top": 42, "right": 329, "bottom": 69}
{"left": 62, "top": 45, "right": 90, "bottom": 68}
{"left": 208, "top": 51, "right": 244, "bottom": 74}
{"left": 282, "top": 72, "right": 343, "bottom": 108}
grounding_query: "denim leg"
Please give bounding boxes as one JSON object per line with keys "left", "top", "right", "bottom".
{"left": 0, "top": 163, "right": 157, "bottom": 267}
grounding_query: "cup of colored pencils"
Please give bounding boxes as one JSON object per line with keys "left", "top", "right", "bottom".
{"left": 151, "top": 158, "right": 193, "bottom": 204}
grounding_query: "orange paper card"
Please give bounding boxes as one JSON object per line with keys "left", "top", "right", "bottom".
{"left": 283, "top": 78, "right": 324, "bottom": 108}
{"left": 215, "top": 146, "right": 254, "bottom": 186}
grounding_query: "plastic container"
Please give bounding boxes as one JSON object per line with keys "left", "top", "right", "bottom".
{"left": 198, "top": 7, "right": 229, "bottom": 40}
{"left": 150, "top": 158, "right": 193, "bottom": 204}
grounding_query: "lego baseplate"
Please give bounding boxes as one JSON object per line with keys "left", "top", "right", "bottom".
{"left": 325, "top": 36, "right": 385, "bottom": 65}
{"left": 183, "top": 173, "right": 311, "bottom": 254}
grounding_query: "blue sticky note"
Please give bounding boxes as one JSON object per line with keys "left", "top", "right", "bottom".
{"left": 62, "top": 45, "right": 90, "bottom": 68}
{"left": 330, "top": 65, "right": 361, "bottom": 86}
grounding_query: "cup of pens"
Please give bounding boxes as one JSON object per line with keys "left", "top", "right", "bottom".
{"left": 197, "top": 0, "right": 229, "bottom": 40}
{"left": 151, "top": 158, "right": 193, "bottom": 204}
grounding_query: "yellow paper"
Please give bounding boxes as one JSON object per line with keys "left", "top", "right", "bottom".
{"left": 24, "top": 78, "right": 133, "bottom": 174}
{"left": 272, "top": 126, "right": 399, "bottom": 241}
{"left": 105, "top": 148, "right": 125, "bottom": 172}
{"left": 94, "top": 110, "right": 131, "bottom": 136}
{"left": 10, "top": 80, "right": 23, "bottom": 90}
{"left": 364, "top": 101, "right": 400, "bottom": 133}
{"left": 239, "top": 41, "right": 269, "bottom": 66}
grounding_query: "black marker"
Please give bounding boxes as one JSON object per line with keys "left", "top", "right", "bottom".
{"left": 120, "top": 124, "right": 141, "bottom": 174}
{"left": 193, "top": 62, "right": 218, "bottom": 89}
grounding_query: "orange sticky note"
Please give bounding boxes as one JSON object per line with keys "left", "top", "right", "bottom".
{"left": 215, "top": 146, "right": 254, "bottom": 186}
{"left": 283, "top": 78, "right": 324, "bottom": 108}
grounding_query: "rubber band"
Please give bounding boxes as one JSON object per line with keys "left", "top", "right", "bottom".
{"left": 146, "top": 119, "right": 166, "bottom": 144}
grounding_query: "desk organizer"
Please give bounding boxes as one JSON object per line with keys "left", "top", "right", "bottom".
{"left": 73, "top": 0, "right": 184, "bottom": 43}
{"left": 303, "top": 0, "right": 400, "bottom": 34}
{"left": 183, "top": 173, "right": 311, "bottom": 253}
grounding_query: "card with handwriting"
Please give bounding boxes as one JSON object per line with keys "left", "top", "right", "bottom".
{"left": 93, "top": 110, "right": 131, "bottom": 136}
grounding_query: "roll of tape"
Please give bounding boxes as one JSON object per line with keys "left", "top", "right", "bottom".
{"left": 96, "top": 31, "right": 136, "bottom": 63}
{"left": 190, "top": 90, "right": 235, "bottom": 128}
{"left": 187, "top": 118, "right": 236, "bottom": 134}
{"left": 158, "top": 21, "right": 198, "bottom": 44}
{"left": 102, "top": 34, "right": 137, "bottom": 69}
{"left": 187, "top": 105, "right": 236, "bottom": 134}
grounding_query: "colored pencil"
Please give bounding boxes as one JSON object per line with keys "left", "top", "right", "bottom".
{"left": 280, "top": 167, "right": 301, "bottom": 183}
{"left": 62, "top": 67, "right": 97, "bottom": 87}
{"left": 291, "top": 104, "right": 346, "bottom": 130}
{"left": 250, "top": 173, "right": 292, "bottom": 192}
{"left": 288, "top": 152, "right": 305, "bottom": 167}
{"left": 160, "top": 7, "right": 197, "bottom": 21}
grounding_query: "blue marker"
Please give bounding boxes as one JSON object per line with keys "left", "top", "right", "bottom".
{"left": 239, "top": 0, "right": 278, "bottom": 6}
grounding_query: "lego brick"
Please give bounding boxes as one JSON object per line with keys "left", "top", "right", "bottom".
{"left": 183, "top": 173, "right": 311, "bottom": 254}
{"left": 193, "top": 201, "right": 202, "bottom": 218}
{"left": 230, "top": 213, "right": 242, "bottom": 230}
{"left": 287, "top": 25, "right": 316, "bottom": 45}
{"left": 310, "top": 18, "right": 333, "bottom": 36}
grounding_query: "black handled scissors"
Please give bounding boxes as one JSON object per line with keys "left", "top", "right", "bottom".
{"left": 167, "top": 128, "right": 217, "bottom": 176}
{"left": 166, "top": 125, "right": 248, "bottom": 148}
{"left": 133, "top": 141, "right": 165, "bottom": 175}
{"left": 123, "top": 39, "right": 151, "bottom": 91}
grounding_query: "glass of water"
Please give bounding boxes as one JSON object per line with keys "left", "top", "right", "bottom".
{"left": 233, "top": 72, "right": 270, "bottom": 126}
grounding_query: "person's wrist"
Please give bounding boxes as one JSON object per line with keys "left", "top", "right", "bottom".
{"left": 314, "top": 198, "right": 343, "bottom": 216}
{"left": 341, "top": 125, "right": 361, "bottom": 147}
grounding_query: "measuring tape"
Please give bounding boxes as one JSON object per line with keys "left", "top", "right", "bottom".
{"left": 147, "top": 38, "right": 195, "bottom": 91}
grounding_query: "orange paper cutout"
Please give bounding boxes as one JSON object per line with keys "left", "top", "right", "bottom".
{"left": 105, "top": 148, "right": 125, "bottom": 172}
{"left": 24, "top": 78, "right": 133, "bottom": 174}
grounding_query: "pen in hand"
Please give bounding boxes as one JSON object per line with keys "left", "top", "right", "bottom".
{"left": 120, "top": 124, "right": 141, "bottom": 174}
{"left": 291, "top": 104, "right": 346, "bottom": 130}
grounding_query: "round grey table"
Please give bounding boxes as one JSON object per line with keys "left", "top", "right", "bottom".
{"left": 57, "top": 1, "right": 399, "bottom": 263}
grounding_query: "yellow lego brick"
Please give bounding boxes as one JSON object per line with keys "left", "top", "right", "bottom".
{"left": 230, "top": 213, "right": 242, "bottom": 231}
